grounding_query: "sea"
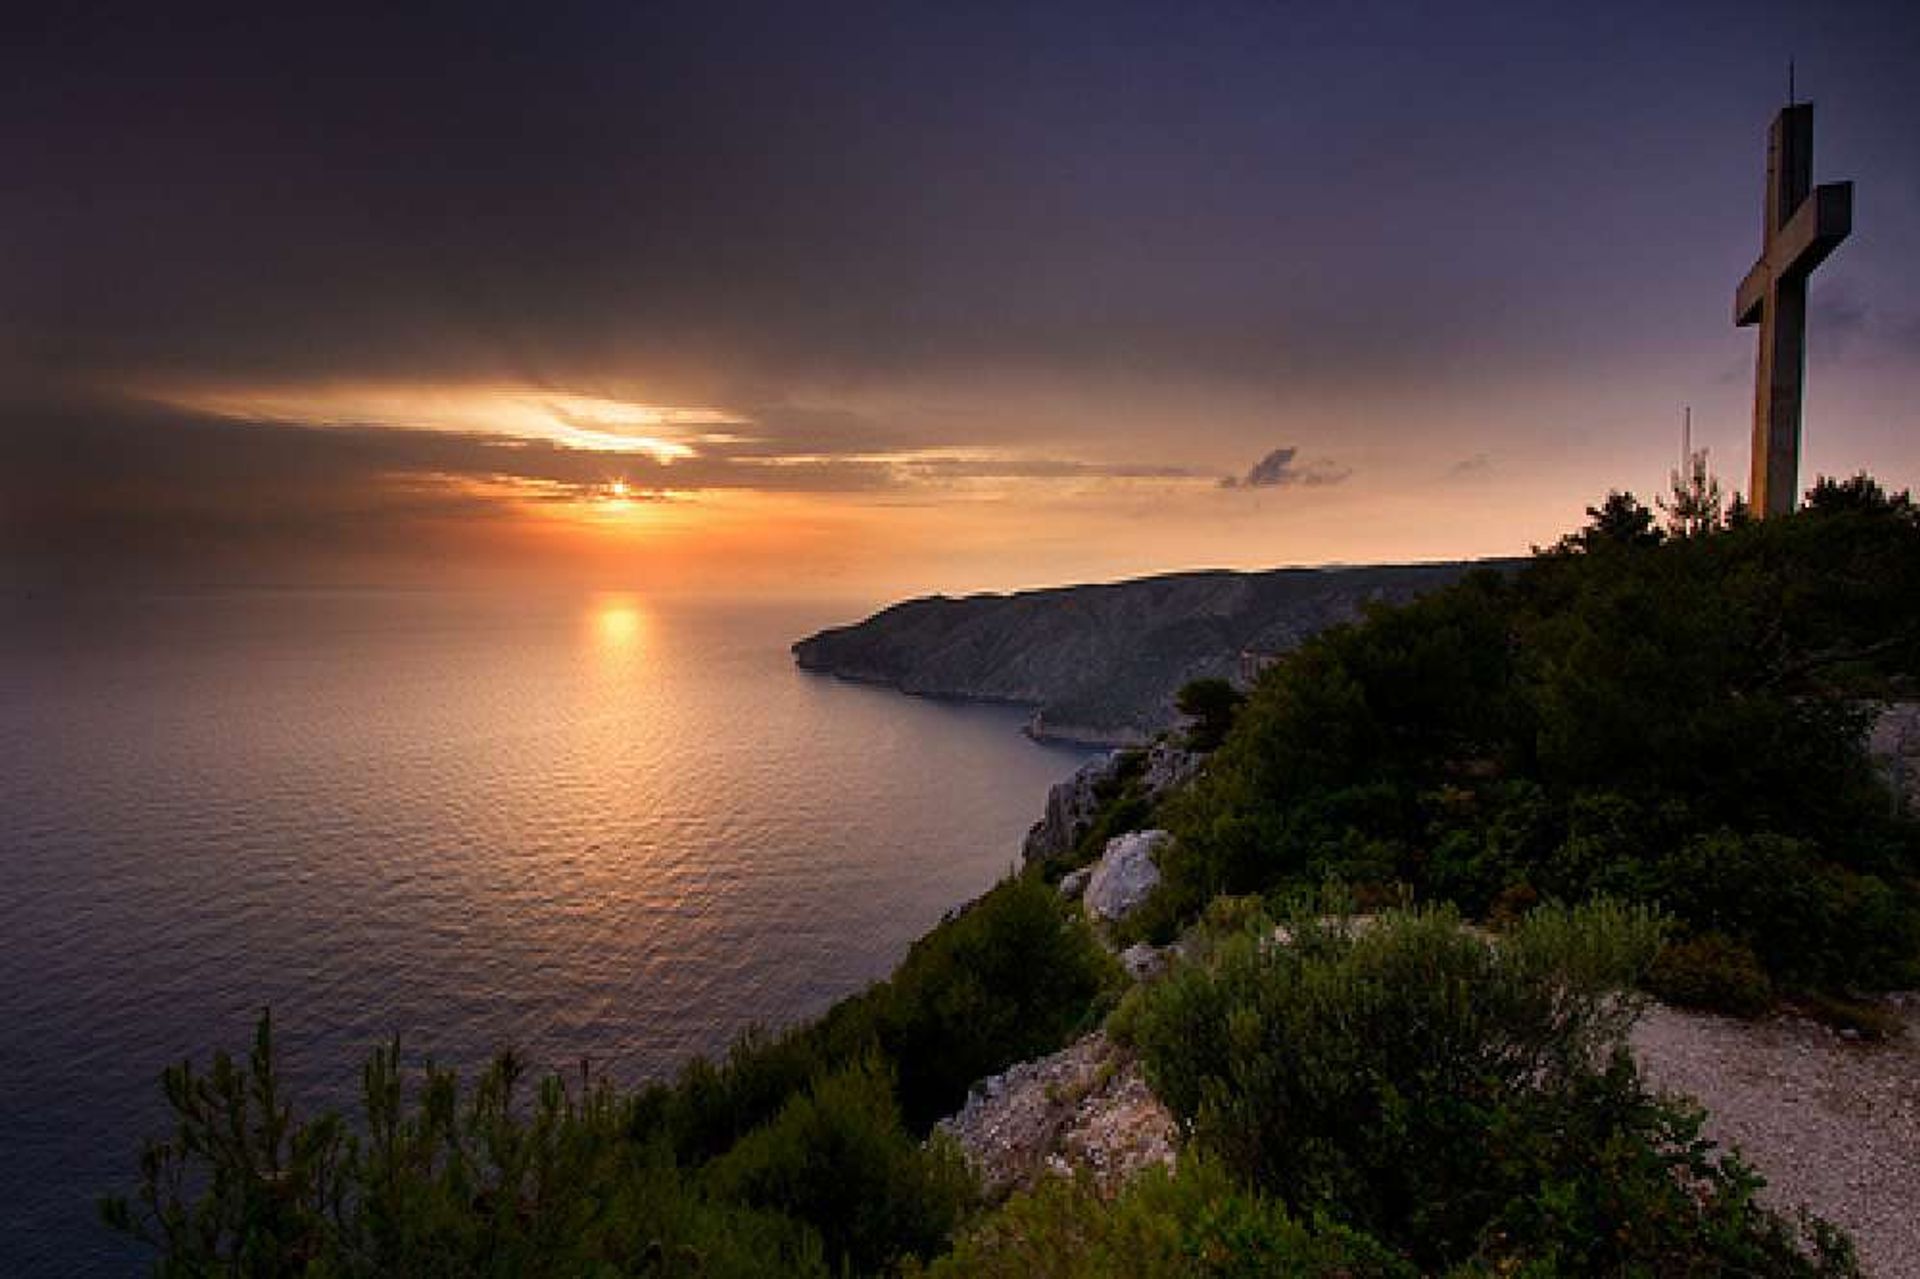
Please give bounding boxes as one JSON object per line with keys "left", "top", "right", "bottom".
{"left": 0, "top": 588, "right": 1096, "bottom": 1274}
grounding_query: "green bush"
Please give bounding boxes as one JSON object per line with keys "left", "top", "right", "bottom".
{"left": 1175, "top": 678, "right": 1246, "bottom": 753}
{"left": 1645, "top": 933, "right": 1774, "bottom": 1017}
{"left": 101, "top": 1013, "right": 829, "bottom": 1277}
{"left": 918, "top": 1160, "right": 1411, "bottom": 1279}
{"left": 107, "top": 875, "right": 1119, "bottom": 1275}
{"left": 873, "top": 874, "right": 1124, "bottom": 1130}
{"left": 643, "top": 872, "right": 1122, "bottom": 1167}
{"left": 1149, "top": 490, "right": 1920, "bottom": 992}
{"left": 705, "top": 1058, "right": 974, "bottom": 1275}
{"left": 1112, "top": 904, "right": 1856, "bottom": 1274}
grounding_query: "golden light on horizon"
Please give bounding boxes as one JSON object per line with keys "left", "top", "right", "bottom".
{"left": 140, "top": 380, "right": 745, "bottom": 464}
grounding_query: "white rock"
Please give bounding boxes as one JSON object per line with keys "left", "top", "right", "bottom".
{"left": 1022, "top": 753, "right": 1121, "bottom": 862}
{"left": 1120, "top": 942, "right": 1166, "bottom": 981}
{"left": 1057, "top": 867, "right": 1092, "bottom": 900}
{"left": 1084, "top": 829, "right": 1168, "bottom": 922}
{"left": 1868, "top": 702, "right": 1920, "bottom": 814}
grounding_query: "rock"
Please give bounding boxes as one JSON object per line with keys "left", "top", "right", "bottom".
{"left": 1120, "top": 942, "right": 1166, "bottom": 981}
{"left": 1022, "top": 752, "right": 1121, "bottom": 862}
{"left": 935, "top": 1032, "right": 1177, "bottom": 1201}
{"left": 1024, "top": 742, "right": 1203, "bottom": 864}
{"left": 1057, "top": 867, "right": 1092, "bottom": 900}
{"left": 1141, "top": 740, "right": 1202, "bottom": 795}
{"left": 1084, "top": 830, "right": 1168, "bottom": 923}
{"left": 1868, "top": 701, "right": 1920, "bottom": 814}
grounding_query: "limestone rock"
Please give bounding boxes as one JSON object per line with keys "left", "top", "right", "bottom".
{"left": 1120, "top": 942, "right": 1166, "bottom": 982}
{"left": 1024, "top": 742, "right": 1203, "bottom": 865}
{"left": 1057, "top": 867, "right": 1092, "bottom": 900}
{"left": 1084, "top": 830, "right": 1168, "bottom": 923}
{"left": 1141, "top": 740, "right": 1202, "bottom": 796}
{"left": 1869, "top": 702, "right": 1920, "bottom": 814}
{"left": 935, "top": 1032, "right": 1177, "bottom": 1201}
{"left": 1022, "top": 752, "right": 1120, "bottom": 862}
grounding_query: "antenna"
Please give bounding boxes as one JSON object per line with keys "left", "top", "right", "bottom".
{"left": 1682, "top": 405, "right": 1692, "bottom": 473}
{"left": 1788, "top": 59, "right": 1796, "bottom": 107}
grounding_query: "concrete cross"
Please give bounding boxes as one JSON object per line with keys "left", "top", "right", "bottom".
{"left": 1734, "top": 103, "right": 1852, "bottom": 516}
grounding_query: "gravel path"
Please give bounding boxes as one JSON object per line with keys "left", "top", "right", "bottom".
{"left": 1632, "top": 997, "right": 1920, "bottom": 1278}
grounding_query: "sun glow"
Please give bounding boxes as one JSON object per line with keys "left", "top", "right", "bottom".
{"left": 588, "top": 593, "right": 648, "bottom": 651}
{"left": 143, "top": 381, "right": 745, "bottom": 464}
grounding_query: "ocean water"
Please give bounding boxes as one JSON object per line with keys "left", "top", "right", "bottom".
{"left": 0, "top": 589, "right": 1095, "bottom": 1274}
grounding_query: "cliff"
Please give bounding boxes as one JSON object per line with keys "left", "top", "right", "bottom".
{"left": 792, "top": 560, "right": 1509, "bottom": 743}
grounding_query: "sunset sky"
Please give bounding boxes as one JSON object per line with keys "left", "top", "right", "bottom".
{"left": 5, "top": 1, "right": 1918, "bottom": 600}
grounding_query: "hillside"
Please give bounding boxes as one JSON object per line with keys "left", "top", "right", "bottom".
{"left": 792, "top": 561, "right": 1508, "bottom": 743}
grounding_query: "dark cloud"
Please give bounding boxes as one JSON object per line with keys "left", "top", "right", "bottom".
{"left": 10, "top": 1, "right": 1916, "bottom": 402}
{"left": 5, "top": 2, "right": 1919, "bottom": 584}
{"left": 1448, "top": 453, "right": 1494, "bottom": 478}
{"left": 1221, "top": 446, "right": 1351, "bottom": 490}
{"left": 1809, "top": 289, "right": 1920, "bottom": 365}
{"left": 0, "top": 390, "right": 1211, "bottom": 582}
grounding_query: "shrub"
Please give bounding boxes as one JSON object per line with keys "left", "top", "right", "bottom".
{"left": 1646, "top": 933, "right": 1774, "bottom": 1017}
{"left": 102, "top": 1013, "right": 829, "bottom": 1277}
{"left": 1175, "top": 678, "right": 1246, "bottom": 753}
{"left": 705, "top": 1058, "right": 974, "bottom": 1275}
{"left": 1154, "top": 491, "right": 1920, "bottom": 993}
{"left": 918, "top": 1160, "right": 1411, "bottom": 1279}
{"left": 874, "top": 874, "right": 1124, "bottom": 1130}
{"left": 646, "top": 872, "right": 1123, "bottom": 1163}
{"left": 1112, "top": 904, "right": 1855, "bottom": 1274}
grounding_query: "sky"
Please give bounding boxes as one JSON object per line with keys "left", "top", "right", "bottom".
{"left": 5, "top": 1, "right": 1917, "bottom": 601}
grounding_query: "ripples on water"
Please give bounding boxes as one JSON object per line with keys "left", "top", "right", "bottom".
{"left": 0, "top": 589, "right": 1095, "bottom": 1274}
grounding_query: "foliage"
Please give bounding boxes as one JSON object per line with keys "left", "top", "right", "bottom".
{"left": 101, "top": 1012, "right": 828, "bottom": 1277}
{"left": 1175, "top": 678, "right": 1246, "bottom": 753}
{"left": 1659, "top": 447, "right": 1727, "bottom": 538}
{"left": 1154, "top": 486, "right": 1920, "bottom": 990}
{"left": 1805, "top": 472, "right": 1914, "bottom": 516}
{"left": 872, "top": 874, "right": 1124, "bottom": 1130}
{"left": 705, "top": 1059, "right": 973, "bottom": 1275}
{"left": 1645, "top": 933, "right": 1774, "bottom": 1017}
{"left": 108, "top": 874, "right": 1120, "bottom": 1274}
{"left": 1112, "top": 906, "right": 1857, "bottom": 1275}
{"left": 1553, "top": 490, "right": 1663, "bottom": 553}
{"left": 645, "top": 872, "right": 1119, "bottom": 1165}
{"left": 918, "top": 1160, "right": 1412, "bottom": 1279}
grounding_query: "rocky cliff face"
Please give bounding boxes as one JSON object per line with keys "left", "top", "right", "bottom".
{"left": 793, "top": 560, "right": 1506, "bottom": 743}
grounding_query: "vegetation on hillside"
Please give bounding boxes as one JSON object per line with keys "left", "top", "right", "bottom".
{"left": 941, "top": 902, "right": 1858, "bottom": 1277}
{"left": 1139, "top": 476, "right": 1920, "bottom": 998}
{"left": 108, "top": 477, "right": 1915, "bottom": 1273}
{"left": 104, "top": 877, "right": 1119, "bottom": 1276}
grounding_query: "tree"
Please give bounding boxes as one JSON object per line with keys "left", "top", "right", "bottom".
{"left": 1805, "top": 473, "right": 1914, "bottom": 518}
{"left": 1659, "top": 448, "right": 1725, "bottom": 537}
{"left": 1176, "top": 678, "right": 1247, "bottom": 751}
{"left": 1555, "top": 491, "right": 1662, "bottom": 554}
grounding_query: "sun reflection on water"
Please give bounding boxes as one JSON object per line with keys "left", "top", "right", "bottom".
{"left": 588, "top": 594, "right": 649, "bottom": 654}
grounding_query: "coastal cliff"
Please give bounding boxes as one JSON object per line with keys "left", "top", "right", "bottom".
{"left": 792, "top": 561, "right": 1506, "bottom": 743}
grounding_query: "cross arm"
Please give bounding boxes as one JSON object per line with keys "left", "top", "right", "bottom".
{"left": 1776, "top": 181, "right": 1852, "bottom": 282}
{"left": 1735, "top": 259, "right": 1769, "bottom": 326}
{"left": 1732, "top": 181, "right": 1852, "bottom": 326}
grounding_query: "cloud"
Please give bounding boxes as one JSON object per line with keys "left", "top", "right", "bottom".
{"left": 1220, "top": 446, "right": 1351, "bottom": 489}
{"left": 1447, "top": 453, "right": 1493, "bottom": 478}
{"left": 1806, "top": 287, "right": 1920, "bottom": 367}
{"left": 0, "top": 387, "right": 1220, "bottom": 583}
